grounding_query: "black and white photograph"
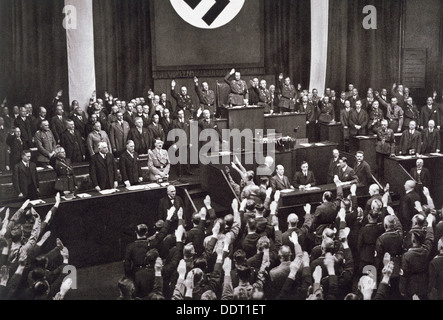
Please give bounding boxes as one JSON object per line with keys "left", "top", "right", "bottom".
{"left": 0, "top": 0, "right": 442, "bottom": 308}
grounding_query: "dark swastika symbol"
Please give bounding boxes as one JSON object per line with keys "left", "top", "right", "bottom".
{"left": 184, "top": 0, "right": 231, "bottom": 26}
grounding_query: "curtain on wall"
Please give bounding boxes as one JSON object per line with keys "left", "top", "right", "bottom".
{"left": 93, "top": 0, "right": 153, "bottom": 101}
{"left": 0, "top": 0, "right": 69, "bottom": 111}
{"left": 326, "top": 0, "right": 402, "bottom": 94}
{"left": 264, "top": 0, "right": 312, "bottom": 89}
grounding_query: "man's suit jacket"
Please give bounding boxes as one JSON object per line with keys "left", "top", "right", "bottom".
{"left": 409, "top": 167, "right": 431, "bottom": 188}
{"left": 400, "top": 190, "right": 421, "bottom": 232}
{"left": 157, "top": 195, "right": 185, "bottom": 222}
{"left": 173, "top": 119, "right": 191, "bottom": 144}
{"left": 71, "top": 113, "right": 88, "bottom": 138}
{"left": 86, "top": 130, "right": 112, "bottom": 156}
{"left": 147, "top": 124, "right": 165, "bottom": 146}
{"left": 354, "top": 160, "right": 372, "bottom": 187}
{"left": 50, "top": 115, "right": 67, "bottom": 143}
{"left": 6, "top": 134, "right": 24, "bottom": 167}
{"left": 12, "top": 161, "right": 39, "bottom": 197}
{"left": 123, "top": 112, "right": 136, "bottom": 129}
{"left": 270, "top": 174, "right": 291, "bottom": 191}
{"left": 349, "top": 109, "right": 368, "bottom": 136}
{"left": 421, "top": 129, "right": 441, "bottom": 154}
{"left": 420, "top": 105, "right": 440, "bottom": 128}
{"left": 399, "top": 130, "right": 422, "bottom": 155}
{"left": 297, "top": 102, "right": 317, "bottom": 122}
{"left": 327, "top": 157, "right": 340, "bottom": 183}
{"left": 89, "top": 153, "right": 118, "bottom": 190}
{"left": 128, "top": 128, "right": 152, "bottom": 155}
{"left": 198, "top": 119, "right": 222, "bottom": 142}
{"left": 312, "top": 201, "right": 337, "bottom": 232}
{"left": 119, "top": 150, "right": 142, "bottom": 185}
{"left": 160, "top": 117, "right": 175, "bottom": 145}
{"left": 292, "top": 171, "right": 316, "bottom": 188}
{"left": 349, "top": 95, "right": 361, "bottom": 109}
{"left": 14, "top": 117, "right": 32, "bottom": 147}
{"left": 241, "top": 232, "right": 261, "bottom": 258}
{"left": 338, "top": 166, "right": 359, "bottom": 183}
{"left": 60, "top": 129, "right": 85, "bottom": 163}
{"left": 109, "top": 121, "right": 131, "bottom": 154}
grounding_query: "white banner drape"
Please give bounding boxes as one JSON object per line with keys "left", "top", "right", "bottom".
{"left": 309, "top": 0, "right": 329, "bottom": 95}
{"left": 65, "top": 0, "right": 96, "bottom": 113}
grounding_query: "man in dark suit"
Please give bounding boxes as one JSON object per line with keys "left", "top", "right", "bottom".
{"left": 70, "top": 106, "right": 88, "bottom": 139}
{"left": 60, "top": 119, "right": 85, "bottom": 163}
{"left": 292, "top": 161, "right": 316, "bottom": 189}
{"left": 12, "top": 150, "right": 39, "bottom": 199}
{"left": 399, "top": 180, "right": 421, "bottom": 232}
{"left": 420, "top": 97, "right": 440, "bottom": 130}
{"left": 123, "top": 103, "right": 136, "bottom": 129}
{"left": 354, "top": 151, "right": 372, "bottom": 187}
{"left": 159, "top": 93, "right": 173, "bottom": 114}
{"left": 270, "top": 165, "right": 293, "bottom": 191}
{"left": 421, "top": 120, "right": 441, "bottom": 154}
{"left": 402, "top": 97, "right": 420, "bottom": 132}
{"left": 336, "top": 92, "right": 348, "bottom": 114}
{"left": 327, "top": 149, "right": 340, "bottom": 184}
{"left": 128, "top": 117, "right": 152, "bottom": 155}
{"left": 89, "top": 141, "right": 118, "bottom": 191}
{"left": 399, "top": 120, "right": 422, "bottom": 155}
{"left": 2, "top": 105, "right": 13, "bottom": 130}
{"left": 348, "top": 88, "right": 361, "bottom": 109}
{"left": 120, "top": 140, "right": 143, "bottom": 187}
{"left": 198, "top": 109, "right": 223, "bottom": 143}
{"left": 409, "top": 159, "right": 431, "bottom": 190}
{"left": 391, "top": 83, "right": 406, "bottom": 110}
{"left": 6, "top": 127, "right": 24, "bottom": 168}
{"left": 282, "top": 207, "right": 312, "bottom": 256}
{"left": 311, "top": 191, "right": 337, "bottom": 237}
{"left": 14, "top": 106, "right": 33, "bottom": 148}
{"left": 297, "top": 95, "right": 318, "bottom": 142}
{"left": 147, "top": 114, "right": 165, "bottom": 148}
{"left": 109, "top": 111, "right": 131, "bottom": 158}
{"left": 157, "top": 185, "right": 185, "bottom": 222}
{"left": 160, "top": 108, "right": 175, "bottom": 149}
{"left": 50, "top": 104, "right": 67, "bottom": 144}
{"left": 32, "top": 107, "right": 47, "bottom": 136}
{"left": 375, "top": 120, "right": 396, "bottom": 180}
{"left": 349, "top": 100, "right": 368, "bottom": 136}
{"left": 172, "top": 109, "right": 193, "bottom": 177}
{"left": 336, "top": 157, "right": 359, "bottom": 184}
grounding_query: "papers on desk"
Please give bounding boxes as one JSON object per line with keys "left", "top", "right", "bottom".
{"left": 77, "top": 193, "right": 92, "bottom": 198}
{"left": 304, "top": 187, "right": 321, "bottom": 191}
{"left": 299, "top": 143, "right": 312, "bottom": 147}
{"left": 280, "top": 189, "right": 294, "bottom": 194}
{"left": 126, "top": 185, "right": 148, "bottom": 191}
{"left": 160, "top": 182, "right": 170, "bottom": 187}
{"left": 396, "top": 155, "right": 413, "bottom": 160}
{"left": 356, "top": 136, "right": 372, "bottom": 139}
{"left": 99, "top": 189, "right": 120, "bottom": 195}
{"left": 36, "top": 167, "right": 45, "bottom": 172}
{"left": 315, "top": 143, "right": 326, "bottom": 146}
{"left": 146, "top": 183, "right": 161, "bottom": 189}
{"left": 61, "top": 196, "right": 75, "bottom": 201}
{"left": 430, "top": 153, "right": 442, "bottom": 157}
{"left": 30, "top": 199, "right": 45, "bottom": 205}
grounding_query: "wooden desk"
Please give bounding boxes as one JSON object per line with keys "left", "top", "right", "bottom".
{"left": 227, "top": 105, "right": 265, "bottom": 133}
{"left": 2, "top": 181, "right": 191, "bottom": 269}
{"left": 320, "top": 122, "right": 343, "bottom": 150}
{"left": 264, "top": 112, "right": 307, "bottom": 139}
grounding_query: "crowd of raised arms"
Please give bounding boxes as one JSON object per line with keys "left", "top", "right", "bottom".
{"left": 0, "top": 73, "right": 442, "bottom": 300}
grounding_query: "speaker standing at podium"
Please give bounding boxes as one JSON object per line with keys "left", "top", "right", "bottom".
{"left": 224, "top": 69, "right": 249, "bottom": 107}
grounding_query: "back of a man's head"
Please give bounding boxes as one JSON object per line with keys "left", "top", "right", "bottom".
{"left": 256, "top": 236, "right": 270, "bottom": 253}
{"left": 192, "top": 212, "right": 201, "bottom": 226}
{"left": 323, "top": 191, "right": 333, "bottom": 202}
{"left": 233, "top": 249, "right": 247, "bottom": 267}
{"left": 136, "top": 224, "right": 148, "bottom": 238}
{"left": 145, "top": 249, "right": 159, "bottom": 267}
{"left": 236, "top": 265, "right": 252, "bottom": 283}
{"left": 224, "top": 214, "right": 234, "bottom": 230}
{"left": 287, "top": 213, "right": 299, "bottom": 228}
{"left": 278, "top": 245, "right": 292, "bottom": 262}
{"left": 247, "top": 218, "right": 257, "bottom": 232}
{"left": 412, "top": 214, "right": 425, "bottom": 228}
{"left": 118, "top": 277, "right": 135, "bottom": 298}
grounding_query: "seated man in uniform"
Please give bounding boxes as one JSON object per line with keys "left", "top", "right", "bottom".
{"left": 224, "top": 69, "right": 249, "bottom": 107}
{"left": 292, "top": 161, "right": 316, "bottom": 189}
{"left": 148, "top": 138, "right": 170, "bottom": 182}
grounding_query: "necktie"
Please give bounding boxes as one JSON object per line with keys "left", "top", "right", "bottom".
{"left": 417, "top": 170, "right": 422, "bottom": 184}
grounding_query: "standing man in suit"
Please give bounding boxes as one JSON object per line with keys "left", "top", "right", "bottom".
{"left": 327, "top": 149, "right": 340, "bottom": 184}
{"left": 399, "top": 180, "right": 421, "bottom": 232}
{"left": 349, "top": 100, "right": 368, "bottom": 136}
{"left": 12, "top": 150, "right": 39, "bottom": 199}
{"left": 159, "top": 93, "right": 173, "bottom": 114}
{"left": 368, "top": 100, "right": 384, "bottom": 134}
{"left": 409, "top": 158, "right": 431, "bottom": 190}
{"left": 109, "top": 111, "right": 130, "bottom": 158}
{"left": 403, "top": 97, "right": 420, "bottom": 132}
{"left": 14, "top": 106, "right": 33, "bottom": 149}
{"left": 71, "top": 106, "right": 88, "bottom": 138}
{"left": 376, "top": 93, "right": 404, "bottom": 133}
{"left": 375, "top": 119, "right": 396, "bottom": 180}
{"left": 270, "top": 165, "right": 293, "bottom": 191}
{"left": 34, "top": 120, "right": 57, "bottom": 167}
{"left": 421, "top": 120, "right": 441, "bottom": 154}
{"left": 194, "top": 77, "right": 215, "bottom": 118}
{"left": 399, "top": 120, "right": 422, "bottom": 156}
{"left": 340, "top": 100, "right": 352, "bottom": 143}
{"left": 148, "top": 138, "right": 170, "bottom": 182}
{"left": 89, "top": 141, "right": 118, "bottom": 191}
{"left": 6, "top": 127, "right": 24, "bottom": 168}
{"left": 119, "top": 140, "right": 143, "bottom": 187}
{"left": 60, "top": 119, "right": 85, "bottom": 163}
{"left": 336, "top": 157, "right": 359, "bottom": 184}
{"left": 172, "top": 109, "right": 193, "bottom": 178}
{"left": 298, "top": 95, "right": 317, "bottom": 142}
{"left": 157, "top": 185, "right": 185, "bottom": 224}
{"left": 50, "top": 104, "right": 67, "bottom": 144}
{"left": 147, "top": 114, "right": 166, "bottom": 149}
{"left": 160, "top": 108, "right": 175, "bottom": 150}
{"left": 420, "top": 97, "right": 441, "bottom": 131}
{"left": 127, "top": 117, "right": 152, "bottom": 155}
{"left": 349, "top": 88, "right": 361, "bottom": 109}
{"left": 0, "top": 118, "right": 9, "bottom": 172}
{"left": 123, "top": 102, "right": 136, "bottom": 129}
{"left": 86, "top": 121, "right": 112, "bottom": 157}
{"left": 32, "top": 107, "right": 47, "bottom": 136}
{"left": 354, "top": 151, "right": 372, "bottom": 188}
{"left": 224, "top": 69, "right": 249, "bottom": 108}
{"left": 391, "top": 83, "right": 406, "bottom": 109}
{"left": 292, "top": 161, "right": 316, "bottom": 189}
{"left": 171, "top": 80, "right": 194, "bottom": 120}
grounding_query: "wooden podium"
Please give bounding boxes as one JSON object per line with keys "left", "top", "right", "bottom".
{"left": 265, "top": 112, "right": 307, "bottom": 139}
{"left": 320, "top": 122, "right": 343, "bottom": 150}
{"left": 227, "top": 105, "right": 265, "bottom": 133}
